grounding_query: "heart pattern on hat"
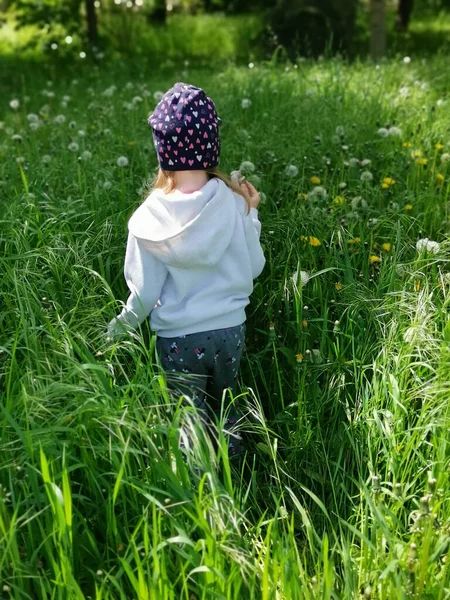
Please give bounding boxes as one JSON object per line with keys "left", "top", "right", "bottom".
{"left": 148, "top": 82, "right": 221, "bottom": 172}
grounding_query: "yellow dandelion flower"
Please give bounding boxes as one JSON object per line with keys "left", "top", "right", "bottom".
{"left": 348, "top": 237, "right": 361, "bottom": 245}
{"left": 411, "top": 150, "right": 422, "bottom": 159}
{"left": 382, "top": 243, "right": 391, "bottom": 252}
{"left": 414, "top": 280, "right": 421, "bottom": 291}
{"left": 381, "top": 182, "right": 390, "bottom": 189}
{"left": 437, "top": 173, "right": 445, "bottom": 182}
{"left": 335, "top": 282, "right": 343, "bottom": 291}
{"left": 310, "top": 176, "right": 321, "bottom": 185}
{"left": 332, "top": 196, "right": 345, "bottom": 205}
{"left": 369, "top": 255, "right": 382, "bottom": 264}
{"left": 416, "top": 158, "right": 428, "bottom": 165}
{"left": 301, "top": 319, "right": 308, "bottom": 328}
{"left": 296, "top": 353, "right": 303, "bottom": 363}
{"left": 298, "top": 193, "right": 307, "bottom": 200}
{"left": 403, "top": 142, "right": 413, "bottom": 148}
{"left": 308, "top": 236, "right": 321, "bottom": 247}
{"left": 435, "top": 143, "right": 444, "bottom": 151}
{"left": 128, "top": 141, "right": 135, "bottom": 146}
{"left": 405, "top": 204, "right": 413, "bottom": 211}
{"left": 383, "top": 177, "right": 395, "bottom": 185}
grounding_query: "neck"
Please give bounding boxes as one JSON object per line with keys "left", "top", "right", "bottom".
{"left": 173, "top": 170, "right": 209, "bottom": 193}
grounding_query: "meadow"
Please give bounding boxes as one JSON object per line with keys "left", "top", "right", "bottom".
{"left": 1, "top": 46, "right": 450, "bottom": 598}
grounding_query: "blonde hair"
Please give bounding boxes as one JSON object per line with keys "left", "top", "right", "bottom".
{"left": 150, "top": 167, "right": 251, "bottom": 213}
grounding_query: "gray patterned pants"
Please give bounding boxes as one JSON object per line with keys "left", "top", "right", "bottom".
{"left": 156, "top": 323, "right": 246, "bottom": 456}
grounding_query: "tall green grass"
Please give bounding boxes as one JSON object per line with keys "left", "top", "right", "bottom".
{"left": 1, "top": 54, "right": 450, "bottom": 597}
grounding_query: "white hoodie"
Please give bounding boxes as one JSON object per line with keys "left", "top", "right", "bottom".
{"left": 108, "top": 178, "right": 265, "bottom": 339}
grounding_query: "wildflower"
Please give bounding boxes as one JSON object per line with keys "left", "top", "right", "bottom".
{"left": 416, "top": 238, "right": 440, "bottom": 254}
{"left": 310, "top": 176, "right": 321, "bottom": 184}
{"left": 338, "top": 182, "right": 347, "bottom": 190}
{"left": 405, "top": 204, "right": 413, "bottom": 211}
{"left": 382, "top": 243, "right": 391, "bottom": 251}
{"left": 9, "top": 99, "right": 20, "bottom": 110}
{"left": 78, "top": 130, "right": 86, "bottom": 137}
{"left": 335, "top": 282, "right": 343, "bottom": 290}
{"left": 435, "top": 143, "right": 444, "bottom": 151}
{"left": 103, "top": 181, "right": 112, "bottom": 190}
{"left": 437, "top": 99, "right": 445, "bottom": 107}
{"left": 239, "top": 161, "right": 255, "bottom": 175}
{"left": 16, "top": 156, "right": 25, "bottom": 164}
{"left": 331, "top": 135, "right": 340, "bottom": 144}
{"left": 291, "top": 270, "right": 310, "bottom": 287}
{"left": 335, "top": 125, "right": 344, "bottom": 136}
{"left": 381, "top": 183, "right": 389, "bottom": 189}
{"left": 361, "top": 159, "right": 371, "bottom": 167}
{"left": 103, "top": 128, "right": 112, "bottom": 136}
{"left": 332, "top": 196, "right": 345, "bottom": 205}
{"left": 383, "top": 177, "right": 395, "bottom": 185}
{"left": 295, "top": 353, "right": 303, "bottom": 363}
{"left": 351, "top": 197, "right": 367, "bottom": 209}
{"left": 128, "top": 141, "right": 135, "bottom": 147}
{"left": 132, "top": 96, "right": 143, "bottom": 104}
{"left": 308, "top": 186, "right": 327, "bottom": 199}
{"left": 297, "top": 192, "right": 307, "bottom": 200}
{"left": 411, "top": 150, "right": 422, "bottom": 158}
{"left": 403, "top": 56, "right": 411, "bottom": 63}
{"left": 441, "top": 153, "right": 450, "bottom": 163}
{"left": 12, "top": 134, "right": 23, "bottom": 143}
{"left": 41, "top": 154, "right": 52, "bottom": 164}
{"left": 403, "top": 142, "right": 412, "bottom": 148}
{"left": 269, "top": 321, "right": 275, "bottom": 331}
{"left": 300, "top": 236, "right": 321, "bottom": 247}
{"left": 103, "top": 86, "right": 117, "bottom": 97}
{"left": 377, "top": 127, "right": 389, "bottom": 137}
{"left": 360, "top": 171, "right": 373, "bottom": 182}
{"left": 54, "top": 114, "right": 66, "bottom": 124}
{"left": 286, "top": 165, "right": 298, "bottom": 177}
{"left": 153, "top": 90, "right": 164, "bottom": 102}
{"left": 369, "top": 255, "right": 381, "bottom": 264}
{"left": 81, "top": 150, "right": 92, "bottom": 161}
{"left": 301, "top": 320, "right": 308, "bottom": 328}
{"left": 241, "top": 98, "right": 252, "bottom": 109}
{"left": 117, "top": 156, "right": 129, "bottom": 167}
{"left": 389, "top": 126, "right": 402, "bottom": 137}
{"left": 400, "top": 86, "right": 409, "bottom": 98}
{"left": 27, "top": 113, "right": 39, "bottom": 122}
{"left": 68, "top": 142, "right": 79, "bottom": 152}
{"left": 348, "top": 237, "right": 361, "bottom": 244}
{"left": 437, "top": 173, "right": 444, "bottom": 182}
{"left": 349, "top": 157, "right": 359, "bottom": 167}
{"left": 416, "top": 158, "right": 428, "bottom": 165}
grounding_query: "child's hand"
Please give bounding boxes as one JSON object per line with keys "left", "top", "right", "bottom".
{"left": 240, "top": 181, "right": 261, "bottom": 209}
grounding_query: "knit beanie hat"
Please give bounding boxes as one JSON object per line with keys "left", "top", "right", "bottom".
{"left": 148, "top": 82, "right": 221, "bottom": 172}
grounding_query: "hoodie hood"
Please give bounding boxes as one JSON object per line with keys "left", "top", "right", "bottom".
{"left": 128, "top": 178, "right": 237, "bottom": 268}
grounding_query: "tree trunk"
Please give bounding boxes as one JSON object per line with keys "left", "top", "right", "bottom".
{"left": 152, "top": 0, "right": 167, "bottom": 25}
{"left": 85, "top": 0, "right": 98, "bottom": 45}
{"left": 370, "top": 0, "right": 386, "bottom": 59}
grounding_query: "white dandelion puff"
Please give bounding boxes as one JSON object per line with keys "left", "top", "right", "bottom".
{"left": 117, "top": 156, "right": 129, "bottom": 167}
{"left": 335, "top": 125, "right": 344, "bottom": 136}
{"left": 12, "top": 134, "right": 23, "bottom": 143}
{"left": 361, "top": 171, "right": 373, "bottom": 182}
{"left": 416, "top": 238, "right": 440, "bottom": 254}
{"left": 377, "top": 127, "right": 389, "bottom": 137}
{"left": 78, "top": 130, "right": 86, "bottom": 137}
{"left": 54, "top": 114, "right": 66, "bottom": 124}
{"left": 239, "top": 161, "right": 256, "bottom": 174}
{"left": 441, "top": 153, "right": 450, "bottom": 163}
{"left": 241, "top": 98, "right": 252, "bottom": 109}
{"left": 286, "top": 164, "right": 298, "bottom": 177}
{"left": 27, "top": 113, "right": 39, "bottom": 122}
{"left": 103, "top": 180, "right": 112, "bottom": 189}
{"left": 153, "top": 91, "right": 164, "bottom": 102}
{"left": 9, "top": 99, "right": 20, "bottom": 110}
{"left": 361, "top": 158, "right": 372, "bottom": 167}
{"left": 349, "top": 158, "right": 359, "bottom": 167}
{"left": 42, "top": 154, "right": 52, "bottom": 164}
{"left": 388, "top": 126, "right": 402, "bottom": 137}
{"left": 81, "top": 150, "right": 92, "bottom": 161}
{"left": 68, "top": 142, "right": 79, "bottom": 153}
{"left": 291, "top": 269, "right": 310, "bottom": 287}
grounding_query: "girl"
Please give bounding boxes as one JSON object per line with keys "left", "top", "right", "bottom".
{"left": 108, "top": 82, "right": 265, "bottom": 458}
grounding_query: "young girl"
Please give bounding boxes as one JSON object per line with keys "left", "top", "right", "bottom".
{"left": 107, "top": 82, "right": 265, "bottom": 457}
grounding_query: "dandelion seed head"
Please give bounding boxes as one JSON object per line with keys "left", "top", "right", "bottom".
{"left": 117, "top": 156, "right": 129, "bottom": 167}
{"left": 241, "top": 98, "right": 252, "bottom": 109}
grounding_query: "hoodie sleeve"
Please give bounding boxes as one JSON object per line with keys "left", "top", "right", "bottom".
{"left": 243, "top": 207, "right": 265, "bottom": 279}
{"left": 108, "top": 232, "right": 167, "bottom": 338}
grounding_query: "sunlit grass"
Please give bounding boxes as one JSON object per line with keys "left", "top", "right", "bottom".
{"left": 1, "top": 52, "right": 450, "bottom": 598}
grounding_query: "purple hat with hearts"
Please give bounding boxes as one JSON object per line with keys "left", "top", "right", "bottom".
{"left": 148, "top": 82, "right": 221, "bottom": 172}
